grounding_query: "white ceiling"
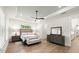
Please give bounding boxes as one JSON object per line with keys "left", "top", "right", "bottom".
{"left": 3, "top": 6, "right": 78, "bottom": 20}
{"left": 17, "top": 6, "right": 64, "bottom": 17}
{"left": 45, "top": 6, "right": 79, "bottom": 20}
{"left": 3, "top": 6, "right": 65, "bottom": 18}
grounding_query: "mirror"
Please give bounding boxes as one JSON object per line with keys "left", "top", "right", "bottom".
{"left": 51, "top": 27, "right": 62, "bottom": 35}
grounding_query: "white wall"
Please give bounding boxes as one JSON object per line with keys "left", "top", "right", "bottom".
{"left": 0, "top": 7, "right": 8, "bottom": 52}
{"left": 36, "top": 20, "right": 47, "bottom": 39}
{"left": 0, "top": 7, "right": 19, "bottom": 52}
{"left": 72, "top": 18, "right": 79, "bottom": 29}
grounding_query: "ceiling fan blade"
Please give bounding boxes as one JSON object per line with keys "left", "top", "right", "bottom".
{"left": 31, "top": 10, "right": 45, "bottom": 21}
{"left": 37, "top": 18, "right": 45, "bottom": 20}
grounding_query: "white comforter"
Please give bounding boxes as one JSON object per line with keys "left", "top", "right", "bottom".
{"left": 20, "top": 34, "right": 40, "bottom": 44}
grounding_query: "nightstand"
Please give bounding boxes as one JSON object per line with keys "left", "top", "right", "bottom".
{"left": 12, "top": 36, "right": 21, "bottom": 42}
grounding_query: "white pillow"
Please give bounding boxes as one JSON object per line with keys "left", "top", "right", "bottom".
{"left": 21, "top": 32, "right": 28, "bottom": 35}
{"left": 27, "top": 32, "right": 33, "bottom": 35}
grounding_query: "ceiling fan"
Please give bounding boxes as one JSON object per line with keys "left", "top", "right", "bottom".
{"left": 31, "top": 10, "right": 45, "bottom": 21}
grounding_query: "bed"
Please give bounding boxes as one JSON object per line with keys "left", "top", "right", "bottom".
{"left": 20, "top": 29, "right": 41, "bottom": 45}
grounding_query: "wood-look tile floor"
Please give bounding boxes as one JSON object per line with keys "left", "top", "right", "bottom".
{"left": 6, "top": 37, "right": 79, "bottom": 53}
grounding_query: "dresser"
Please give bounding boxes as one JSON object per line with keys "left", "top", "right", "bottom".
{"left": 47, "top": 34, "right": 65, "bottom": 46}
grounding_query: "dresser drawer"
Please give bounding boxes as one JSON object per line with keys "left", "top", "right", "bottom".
{"left": 47, "top": 35, "right": 65, "bottom": 46}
